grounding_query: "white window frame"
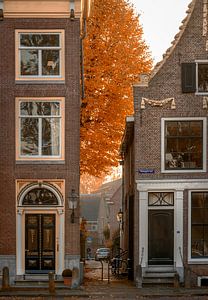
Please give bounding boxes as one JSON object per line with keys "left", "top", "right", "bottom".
{"left": 188, "top": 190, "right": 208, "bottom": 263}
{"left": 161, "top": 117, "right": 207, "bottom": 173}
{"left": 15, "top": 97, "right": 65, "bottom": 161}
{"left": 15, "top": 30, "right": 65, "bottom": 82}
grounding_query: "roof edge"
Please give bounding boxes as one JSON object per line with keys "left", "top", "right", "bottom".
{"left": 150, "top": 0, "right": 196, "bottom": 80}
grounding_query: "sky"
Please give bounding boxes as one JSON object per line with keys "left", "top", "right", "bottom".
{"left": 130, "top": 0, "right": 191, "bottom": 63}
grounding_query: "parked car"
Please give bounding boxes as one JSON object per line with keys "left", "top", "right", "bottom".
{"left": 95, "top": 248, "right": 111, "bottom": 261}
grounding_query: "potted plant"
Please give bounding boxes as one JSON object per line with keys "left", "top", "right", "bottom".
{"left": 62, "top": 269, "right": 72, "bottom": 286}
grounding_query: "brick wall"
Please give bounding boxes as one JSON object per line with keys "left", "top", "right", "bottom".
{"left": 0, "top": 18, "right": 81, "bottom": 255}
{"left": 132, "top": 0, "right": 208, "bottom": 285}
{"left": 134, "top": 0, "right": 207, "bottom": 181}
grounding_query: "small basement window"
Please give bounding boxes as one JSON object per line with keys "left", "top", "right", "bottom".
{"left": 198, "top": 277, "right": 208, "bottom": 287}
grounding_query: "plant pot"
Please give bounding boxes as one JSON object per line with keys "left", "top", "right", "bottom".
{"left": 63, "top": 277, "right": 72, "bottom": 286}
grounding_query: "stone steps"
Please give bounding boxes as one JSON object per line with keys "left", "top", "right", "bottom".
{"left": 142, "top": 267, "right": 178, "bottom": 286}
{"left": 14, "top": 275, "right": 65, "bottom": 288}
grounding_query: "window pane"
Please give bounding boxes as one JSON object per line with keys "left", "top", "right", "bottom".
{"left": 189, "top": 153, "right": 202, "bottom": 168}
{"left": 20, "top": 50, "right": 38, "bottom": 75}
{"left": 191, "top": 226, "right": 204, "bottom": 257}
{"left": 177, "top": 122, "right": 190, "bottom": 136}
{"left": 22, "top": 188, "right": 58, "bottom": 205}
{"left": 42, "top": 118, "right": 60, "bottom": 156}
{"left": 178, "top": 138, "right": 189, "bottom": 152}
{"left": 166, "top": 138, "right": 177, "bottom": 152}
{"left": 198, "top": 64, "right": 208, "bottom": 92}
{"left": 192, "top": 225, "right": 203, "bottom": 240}
{"left": 190, "top": 121, "right": 202, "bottom": 136}
{"left": 148, "top": 192, "right": 174, "bottom": 206}
{"left": 21, "top": 118, "right": 38, "bottom": 155}
{"left": 204, "top": 194, "right": 208, "bottom": 208}
{"left": 204, "top": 226, "right": 208, "bottom": 241}
{"left": 42, "top": 50, "right": 60, "bottom": 75}
{"left": 192, "top": 237, "right": 204, "bottom": 257}
{"left": 20, "top": 34, "right": 59, "bottom": 47}
{"left": 20, "top": 102, "right": 60, "bottom": 116}
{"left": 166, "top": 122, "right": 178, "bottom": 136}
{"left": 204, "top": 209, "right": 208, "bottom": 224}
{"left": 192, "top": 208, "right": 204, "bottom": 224}
{"left": 192, "top": 193, "right": 204, "bottom": 207}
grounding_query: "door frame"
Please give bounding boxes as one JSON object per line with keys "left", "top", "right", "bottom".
{"left": 16, "top": 181, "right": 65, "bottom": 276}
{"left": 148, "top": 209, "right": 174, "bottom": 265}
{"left": 138, "top": 188, "right": 184, "bottom": 270}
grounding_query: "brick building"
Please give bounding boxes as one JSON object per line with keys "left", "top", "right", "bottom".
{"left": 121, "top": 0, "right": 208, "bottom": 286}
{"left": 0, "top": 0, "right": 90, "bottom": 284}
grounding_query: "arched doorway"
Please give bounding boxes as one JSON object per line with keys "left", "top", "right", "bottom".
{"left": 16, "top": 182, "right": 65, "bottom": 276}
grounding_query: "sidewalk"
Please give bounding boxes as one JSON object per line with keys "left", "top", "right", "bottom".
{"left": 0, "top": 278, "right": 208, "bottom": 299}
{"left": 1, "top": 260, "right": 208, "bottom": 299}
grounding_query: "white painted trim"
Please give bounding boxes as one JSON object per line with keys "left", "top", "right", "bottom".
{"left": 175, "top": 191, "right": 184, "bottom": 268}
{"left": 16, "top": 184, "right": 65, "bottom": 276}
{"left": 15, "top": 97, "right": 65, "bottom": 161}
{"left": 197, "top": 276, "right": 208, "bottom": 286}
{"left": 161, "top": 117, "right": 207, "bottom": 173}
{"left": 18, "top": 182, "right": 64, "bottom": 206}
{"left": 136, "top": 179, "right": 208, "bottom": 191}
{"left": 139, "top": 191, "right": 148, "bottom": 267}
{"left": 15, "top": 30, "right": 65, "bottom": 82}
{"left": 139, "top": 189, "right": 184, "bottom": 269}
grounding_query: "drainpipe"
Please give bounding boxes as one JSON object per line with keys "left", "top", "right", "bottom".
{"left": 80, "top": 16, "right": 87, "bottom": 100}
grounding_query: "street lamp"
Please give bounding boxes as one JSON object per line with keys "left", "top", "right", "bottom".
{"left": 117, "top": 209, "right": 123, "bottom": 224}
{"left": 68, "top": 189, "right": 78, "bottom": 223}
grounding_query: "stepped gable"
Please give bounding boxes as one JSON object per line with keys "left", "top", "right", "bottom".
{"left": 150, "top": 0, "right": 196, "bottom": 80}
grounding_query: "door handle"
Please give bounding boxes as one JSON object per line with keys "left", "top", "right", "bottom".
{"left": 25, "top": 249, "right": 30, "bottom": 252}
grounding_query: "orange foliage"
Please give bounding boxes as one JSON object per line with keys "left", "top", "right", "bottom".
{"left": 81, "top": 0, "right": 152, "bottom": 176}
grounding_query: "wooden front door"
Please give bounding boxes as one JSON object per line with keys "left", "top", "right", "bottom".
{"left": 148, "top": 210, "right": 174, "bottom": 265}
{"left": 25, "top": 214, "right": 55, "bottom": 273}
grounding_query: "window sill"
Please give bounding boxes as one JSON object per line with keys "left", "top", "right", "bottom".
{"left": 16, "top": 160, "right": 65, "bottom": 165}
{"left": 15, "top": 80, "right": 65, "bottom": 85}
{"left": 195, "top": 92, "right": 208, "bottom": 95}
{"left": 162, "top": 169, "right": 206, "bottom": 173}
{"left": 188, "top": 260, "right": 208, "bottom": 264}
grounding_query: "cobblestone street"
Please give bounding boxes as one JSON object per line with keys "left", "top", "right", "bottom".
{"left": 1, "top": 260, "right": 208, "bottom": 299}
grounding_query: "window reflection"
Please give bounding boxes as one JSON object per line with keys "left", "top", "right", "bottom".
{"left": 19, "top": 101, "right": 61, "bottom": 157}
{"left": 165, "top": 121, "right": 203, "bottom": 170}
{"left": 19, "top": 33, "right": 61, "bottom": 78}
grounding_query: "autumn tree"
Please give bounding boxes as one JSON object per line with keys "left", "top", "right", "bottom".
{"left": 81, "top": 0, "right": 152, "bottom": 176}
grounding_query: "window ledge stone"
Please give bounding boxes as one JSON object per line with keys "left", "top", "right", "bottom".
{"left": 16, "top": 160, "right": 65, "bottom": 165}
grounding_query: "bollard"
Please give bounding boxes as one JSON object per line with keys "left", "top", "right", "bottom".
{"left": 79, "top": 261, "right": 84, "bottom": 285}
{"left": 48, "top": 272, "right": 55, "bottom": 294}
{"left": 173, "top": 273, "right": 180, "bottom": 288}
{"left": 72, "top": 267, "right": 79, "bottom": 288}
{"left": 184, "top": 267, "right": 191, "bottom": 288}
{"left": 135, "top": 265, "right": 142, "bottom": 288}
{"left": 2, "top": 267, "right": 10, "bottom": 291}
